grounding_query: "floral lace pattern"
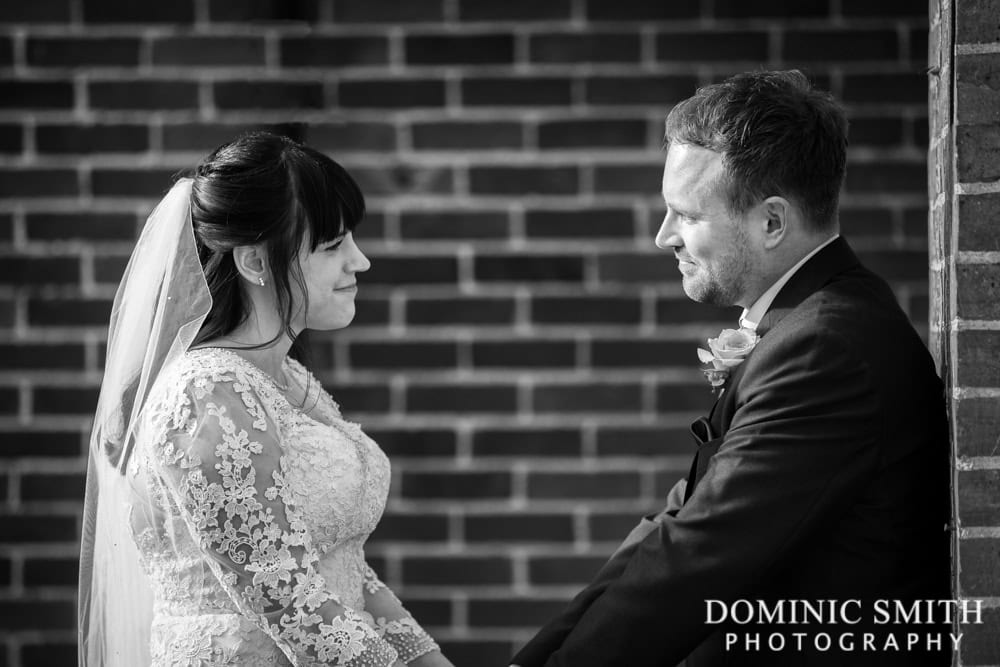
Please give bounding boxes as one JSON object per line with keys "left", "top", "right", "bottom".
{"left": 128, "top": 348, "right": 434, "bottom": 666}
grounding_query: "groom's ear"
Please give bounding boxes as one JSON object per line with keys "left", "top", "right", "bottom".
{"left": 759, "top": 196, "right": 791, "bottom": 250}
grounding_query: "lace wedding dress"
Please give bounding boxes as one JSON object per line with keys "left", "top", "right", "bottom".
{"left": 126, "top": 347, "right": 438, "bottom": 666}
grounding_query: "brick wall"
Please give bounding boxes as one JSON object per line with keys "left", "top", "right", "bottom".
{"left": 0, "top": 1, "right": 934, "bottom": 665}
{"left": 930, "top": 0, "right": 1000, "bottom": 665}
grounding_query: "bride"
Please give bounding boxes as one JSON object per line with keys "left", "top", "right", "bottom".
{"left": 78, "top": 132, "right": 453, "bottom": 666}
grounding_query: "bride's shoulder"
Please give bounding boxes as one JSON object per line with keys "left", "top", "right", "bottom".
{"left": 149, "top": 348, "right": 256, "bottom": 407}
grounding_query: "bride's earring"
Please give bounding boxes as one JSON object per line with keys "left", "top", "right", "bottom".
{"left": 258, "top": 277, "right": 265, "bottom": 287}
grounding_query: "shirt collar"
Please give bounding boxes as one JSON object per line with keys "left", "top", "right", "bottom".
{"left": 739, "top": 234, "right": 840, "bottom": 331}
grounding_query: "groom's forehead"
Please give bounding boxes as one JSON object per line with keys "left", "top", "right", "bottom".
{"left": 662, "top": 144, "right": 726, "bottom": 202}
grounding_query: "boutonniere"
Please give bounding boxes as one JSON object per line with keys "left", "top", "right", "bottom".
{"left": 697, "top": 327, "right": 760, "bottom": 393}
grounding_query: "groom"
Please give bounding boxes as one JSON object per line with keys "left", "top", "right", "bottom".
{"left": 511, "top": 70, "right": 951, "bottom": 666}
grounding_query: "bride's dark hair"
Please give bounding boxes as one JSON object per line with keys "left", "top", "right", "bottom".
{"left": 188, "top": 131, "right": 366, "bottom": 352}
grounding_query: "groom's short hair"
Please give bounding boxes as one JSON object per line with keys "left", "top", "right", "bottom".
{"left": 664, "top": 69, "right": 848, "bottom": 232}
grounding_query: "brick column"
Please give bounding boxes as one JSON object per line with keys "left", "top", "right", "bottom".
{"left": 929, "top": 0, "right": 1000, "bottom": 664}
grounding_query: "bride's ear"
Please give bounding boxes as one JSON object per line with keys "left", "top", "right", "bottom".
{"left": 232, "top": 245, "right": 268, "bottom": 287}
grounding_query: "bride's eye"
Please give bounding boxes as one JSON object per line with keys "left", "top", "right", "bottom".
{"left": 324, "top": 238, "right": 345, "bottom": 252}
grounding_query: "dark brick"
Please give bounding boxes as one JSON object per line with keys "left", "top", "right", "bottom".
{"left": 530, "top": 32, "right": 640, "bottom": 64}
{"left": 281, "top": 36, "right": 388, "bottom": 67}
{"left": 525, "top": 207, "right": 634, "bottom": 239}
{"left": 538, "top": 119, "right": 647, "bottom": 149}
{"left": 26, "top": 212, "right": 136, "bottom": 241}
{"left": 24, "top": 556, "right": 82, "bottom": 587}
{"left": 534, "top": 383, "right": 642, "bottom": 413}
{"left": 0, "top": 256, "right": 79, "bottom": 285}
{"left": 532, "top": 296, "right": 641, "bottom": 324}
{"left": 215, "top": 81, "right": 324, "bottom": 110}
{"left": 153, "top": 36, "right": 266, "bottom": 66}
{"left": 956, "top": 0, "right": 1000, "bottom": 44}
{"left": 0, "top": 212, "right": 11, "bottom": 242}
{"left": 960, "top": 607, "right": 1000, "bottom": 665}
{"left": 585, "top": 0, "right": 698, "bottom": 20}
{"left": 0, "top": 296, "right": 12, "bottom": 326}
{"left": 594, "top": 163, "right": 662, "bottom": 194}
{"left": 33, "top": 386, "right": 98, "bottom": 415}
{"left": 528, "top": 471, "right": 641, "bottom": 498}
{"left": 0, "top": 600, "right": 75, "bottom": 630}
{"left": 856, "top": 250, "right": 931, "bottom": 282}
{"left": 783, "top": 30, "right": 898, "bottom": 62}
{"left": 463, "top": 76, "right": 573, "bottom": 107}
{"left": 656, "top": 31, "right": 768, "bottom": 62}
{"left": 475, "top": 254, "right": 584, "bottom": 283}
{"left": 367, "top": 512, "right": 449, "bottom": 543}
{"left": 0, "top": 515, "right": 76, "bottom": 542}
{"left": 0, "top": 344, "right": 84, "bottom": 370}
{"left": 530, "top": 555, "right": 606, "bottom": 584}
{"left": 842, "top": 72, "right": 927, "bottom": 104}
{"left": 468, "top": 596, "right": 571, "bottom": 627}
{"left": 0, "top": 557, "right": 9, "bottom": 586}
{"left": 407, "top": 384, "right": 517, "bottom": 414}
{"left": 332, "top": 0, "right": 444, "bottom": 22}
{"left": 957, "top": 330, "right": 1000, "bottom": 387}
{"left": 0, "top": 124, "right": 21, "bottom": 154}
{"left": 92, "top": 168, "right": 176, "bottom": 198}
{"left": 349, "top": 164, "right": 453, "bottom": 196}
{"left": 465, "top": 514, "right": 574, "bottom": 542}
{"left": 714, "top": 0, "right": 828, "bottom": 18}
{"left": 841, "top": 0, "right": 925, "bottom": 16}
{"left": 89, "top": 80, "right": 198, "bottom": 110}
{"left": 306, "top": 121, "right": 397, "bottom": 151}
{"left": 399, "top": 210, "right": 509, "bottom": 239}
{"left": 312, "top": 381, "right": 387, "bottom": 413}
{"left": 838, "top": 208, "right": 895, "bottom": 238}
{"left": 600, "top": 253, "right": 673, "bottom": 283}
{"left": 591, "top": 340, "right": 691, "bottom": 367}
{"left": 401, "top": 598, "right": 452, "bottom": 627}
{"left": 0, "top": 431, "right": 81, "bottom": 458}
{"left": 21, "top": 473, "right": 85, "bottom": 502}
{"left": 407, "top": 34, "right": 514, "bottom": 65}
{"left": 958, "top": 124, "right": 1000, "bottom": 182}
{"left": 208, "top": 0, "right": 322, "bottom": 22}
{"left": 364, "top": 428, "right": 457, "bottom": 457}
{"left": 0, "top": 388, "right": 18, "bottom": 415}
{"left": 350, "top": 341, "right": 457, "bottom": 369}
{"left": 0, "top": 0, "right": 71, "bottom": 22}
{"left": 657, "top": 382, "right": 717, "bottom": 411}
{"left": 22, "top": 642, "right": 76, "bottom": 667}
{"left": 400, "top": 470, "right": 512, "bottom": 498}
{"left": 957, "top": 264, "right": 1000, "bottom": 320}
{"left": 94, "top": 255, "right": 129, "bottom": 284}
{"left": 957, "top": 469, "right": 1000, "bottom": 527}
{"left": 0, "top": 80, "right": 74, "bottom": 109}
{"left": 472, "top": 428, "right": 582, "bottom": 457}
{"left": 470, "top": 166, "right": 578, "bottom": 195}
{"left": 404, "top": 556, "right": 510, "bottom": 585}
{"left": 845, "top": 161, "right": 926, "bottom": 195}
{"left": 26, "top": 37, "right": 140, "bottom": 66}
{"left": 340, "top": 79, "right": 445, "bottom": 108}
{"left": 847, "top": 117, "right": 906, "bottom": 148}
{"left": 411, "top": 120, "right": 522, "bottom": 150}
{"left": 956, "top": 398, "right": 1000, "bottom": 458}
{"left": 589, "top": 511, "right": 642, "bottom": 541}
{"left": 28, "top": 298, "right": 111, "bottom": 326}
{"left": 363, "top": 256, "right": 458, "bottom": 285}
{"left": 36, "top": 124, "right": 148, "bottom": 154}
{"left": 0, "top": 168, "right": 77, "bottom": 197}
{"left": 959, "top": 194, "right": 1000, "bottom": 252}
{"left": 350, "top": 295, "right": 390, "bottom": 326}
{"left": 83, "top": 0, "right": 193, "bottom": 22}
{"left": 458, "top": 0, "right": 571, "bottom": 20}
{"left": 472, "top": 340, "right": 576, "bottom": 368}
{"left": 596, "top": 426, "right": 693, "bottom": 457}
{"left": 960, "top": 538, "right": 1000, "bottom": 597}
{"left": 0, "top": 36, "right": 10, "bottom": 66}
{"left": 406, "top": 296, "right": 515, "bottom": 326}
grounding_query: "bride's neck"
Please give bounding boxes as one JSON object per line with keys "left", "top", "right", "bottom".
{"left": 201, "top": 311, "right": 295, "bottom": 381}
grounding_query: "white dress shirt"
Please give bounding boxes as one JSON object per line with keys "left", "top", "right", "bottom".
{"left": 739, "top": 235, "right": 840, "bottom": 331}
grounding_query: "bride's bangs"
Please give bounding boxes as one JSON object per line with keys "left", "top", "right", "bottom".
{"left": 292, "top": 146, "right": 366, "bottom": 252}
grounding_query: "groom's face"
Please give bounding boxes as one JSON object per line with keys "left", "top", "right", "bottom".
{"left": 656, "top": 143, "right": 755, "bottom": 308}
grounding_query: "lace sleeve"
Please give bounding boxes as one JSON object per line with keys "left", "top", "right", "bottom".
{"left": 152, "top": 370, "right": 399, "bottom": 667}
{"left": 362, "top": 564, "right": 440, "bottom": 664}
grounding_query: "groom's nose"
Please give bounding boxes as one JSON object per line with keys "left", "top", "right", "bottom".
{"left": 655, "top": 212, "right": 682, "bottom": 250}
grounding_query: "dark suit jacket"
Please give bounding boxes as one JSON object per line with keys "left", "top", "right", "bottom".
{"left": 512, "top": 238, "right": 951, "bottom": 667}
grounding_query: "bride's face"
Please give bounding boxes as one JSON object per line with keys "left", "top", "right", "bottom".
{"left": 292, "top": 229, "right": 370, "bottom": 332}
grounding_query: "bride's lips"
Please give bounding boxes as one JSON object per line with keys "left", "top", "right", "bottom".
{"left": 334, "top": 283, "right": 357, "bottom": 292}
